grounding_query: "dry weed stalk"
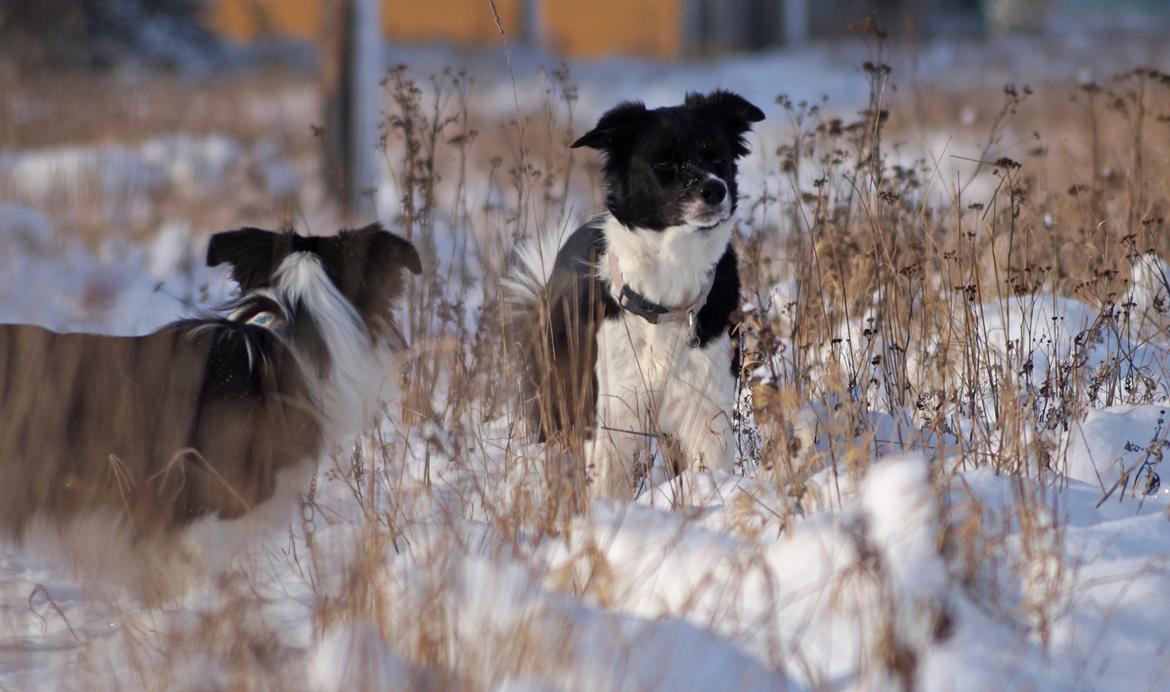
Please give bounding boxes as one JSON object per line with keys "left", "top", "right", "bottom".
{"left": 12, "top": 25, "right": 1170, "bottom": 687}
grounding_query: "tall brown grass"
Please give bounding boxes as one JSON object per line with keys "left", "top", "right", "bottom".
{"left": 6, "top": 34, "right": 1170, "bottom": 689}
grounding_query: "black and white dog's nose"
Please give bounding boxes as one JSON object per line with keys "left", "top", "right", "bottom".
{"left": 700, "top": 178, "right": 727, "bottom": 205}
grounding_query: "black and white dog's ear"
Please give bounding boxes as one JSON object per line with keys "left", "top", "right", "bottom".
{"left": 684, "top": 89, "right": 765, "bottom": 124}
{"left": 571, "top": 100, "right": 649, "bottom": 152}
{"left": 206, "top": 227, "right": 286, "bottom": 289}
{"left": 684, "top": 89, "right": 765, "bottom": 157}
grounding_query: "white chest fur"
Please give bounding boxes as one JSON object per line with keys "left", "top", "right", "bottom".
{"left": 587, "top": 215, "right": 737, "bottom": 498}
{"left": 600, "top": 215, "right": 731, "bottom": 308}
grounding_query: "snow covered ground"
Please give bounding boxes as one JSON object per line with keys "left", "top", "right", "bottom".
{"left": 4, "top": 28, "right": 1170, "bottom": 691}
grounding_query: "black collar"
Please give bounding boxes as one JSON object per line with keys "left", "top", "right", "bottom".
{"left": 606, "top": 249, "right": 715, "bottom": 328}
{"left": 614, "top": 283, "right": 678, "bottom": 325}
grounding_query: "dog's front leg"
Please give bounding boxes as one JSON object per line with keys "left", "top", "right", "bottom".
{"left": 587, "top": 320, "right": 651, "bottom": 499}
{"left": 586, "top": 392, "right": 650, "bottom": 499}
{"left": 663, "top": 334, "right": 737, "bottom": 475}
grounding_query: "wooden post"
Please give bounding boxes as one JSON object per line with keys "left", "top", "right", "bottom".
{"left": 680, "top": 0, "right": 703, "bottom": 56}
{"left": 519, "top": 0, "right": 542, "bottom": 48}
{"left": 321, "top": 0, "right": 380, "bottom": 219}
{"left": 783, "top": 0, "right": 809, "bottom": 46}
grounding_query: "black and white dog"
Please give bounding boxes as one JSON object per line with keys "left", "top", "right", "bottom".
{"left": 509, "top": 90, "right": 764, "bottom": 498}
{"left": 0, "top": 223, "right": 420, "bottom": 586}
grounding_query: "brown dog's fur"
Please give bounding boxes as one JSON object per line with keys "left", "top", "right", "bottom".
{"left": 0, "top": 223, "right": 420, "bottom": 589}
{"left": 0, "top": 322, "right": 321, "bottom": 539}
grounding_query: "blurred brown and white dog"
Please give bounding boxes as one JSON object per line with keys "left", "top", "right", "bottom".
{"left": 0, "top": 223, "right": 420, "bottom": 592}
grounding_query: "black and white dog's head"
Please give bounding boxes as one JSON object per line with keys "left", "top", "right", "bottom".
{"left": 571, "top": 89, "right": 765, "bottom": 231}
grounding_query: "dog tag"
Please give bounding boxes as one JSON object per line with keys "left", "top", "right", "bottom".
{"left": 246, "top": 311, "right": 286, "bottom": 333}
{"left": 686, "top": 311, "right": 700, "bottom": 348}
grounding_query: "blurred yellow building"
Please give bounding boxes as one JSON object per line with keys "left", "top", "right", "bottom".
{"left": 208, "top": 0, "right": 783, "bottom": 59}
{"left": 209, "top": 0, "right": 997, "bottom": 59}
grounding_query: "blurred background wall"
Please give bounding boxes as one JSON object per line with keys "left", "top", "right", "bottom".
{"left": 205, "top": 0, "right": 1010, "bottom": 59}
{"left": 3, "top": 0, "right": 1168, "bottom": 68}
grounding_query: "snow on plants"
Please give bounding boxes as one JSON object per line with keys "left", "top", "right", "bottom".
{"left": 4, "top": 36, "right": 1170, "bottom": 691}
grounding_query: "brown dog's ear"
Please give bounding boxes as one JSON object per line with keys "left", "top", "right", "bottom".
{"left": 321, "top": 223, "right": 422, "bottom": 321}
{"left": 207, "top": 227, "right": 288, "bottom": 289}
{"left": 346, "top": 223, "right": 421, "bottom": 275}
{"left": 684, "top": 90, "right": 765, "bottom": 157}
{"left": 388, "top": 232, "right": 422, "bottom": 275}
{"left": 571, "top": 100, "right": 650, "bottom": 153}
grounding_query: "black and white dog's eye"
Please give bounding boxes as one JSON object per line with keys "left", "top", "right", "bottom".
{"left": 654, "top": 162, "right": 680, "bottom": 180}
